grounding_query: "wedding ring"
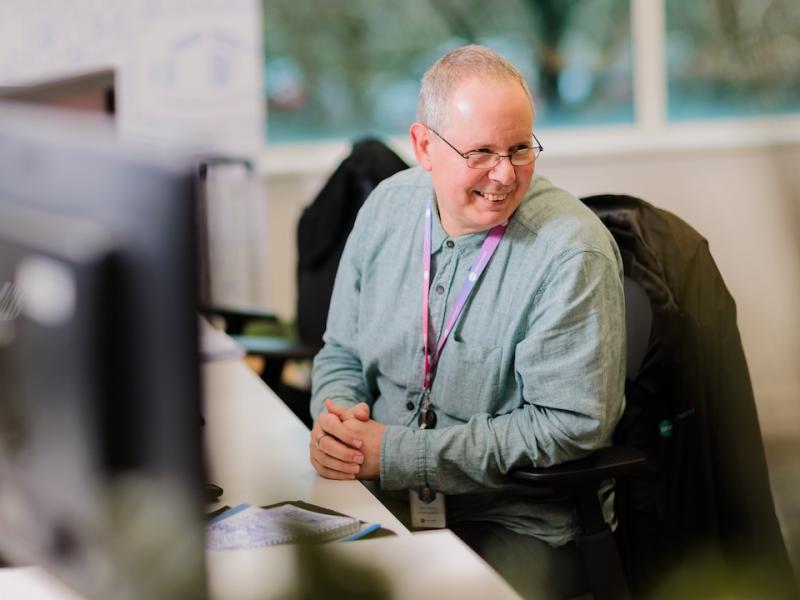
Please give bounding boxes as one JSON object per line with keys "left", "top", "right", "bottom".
{"left": 315, "top": 433, "right": 328, "bottom": 449}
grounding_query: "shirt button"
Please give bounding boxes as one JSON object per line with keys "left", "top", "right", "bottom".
{"left": 435, "top": 285, "right": 445, "bottom": 294}
{"left": 446, "top": 240, "right": 455, "bottom": 248}
{"left": 406, "top": 401, "right": 415, "bottom": 411}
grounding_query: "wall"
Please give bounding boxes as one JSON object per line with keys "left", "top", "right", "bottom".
{"left": 262, "top": 137, "right": 800, "bottom": 440}
{"left": 0, "top": 0, "right": 264, "bottom": 160}
{"left": 0, "top": 0, "right": 271, "bottom": 311}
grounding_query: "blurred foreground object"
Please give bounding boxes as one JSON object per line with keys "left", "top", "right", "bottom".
{"left": 0, "top": 104, "right": 205, "bottom": 599}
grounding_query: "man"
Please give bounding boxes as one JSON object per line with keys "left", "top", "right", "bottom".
{"left": 308, "top": 45, "right": 625, "bottom": 597}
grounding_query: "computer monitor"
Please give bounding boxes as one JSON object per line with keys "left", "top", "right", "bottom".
{"left": 0, "top": 104, "right": 205, "bottom": 599}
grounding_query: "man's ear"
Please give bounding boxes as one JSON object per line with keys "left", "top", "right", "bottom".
{"left": 409, "top": 122, "right": 433, "bottom": 171}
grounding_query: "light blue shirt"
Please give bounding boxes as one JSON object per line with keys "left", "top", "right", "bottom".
{"left": 311, "top": 167, "right": 625, "bottom": 545}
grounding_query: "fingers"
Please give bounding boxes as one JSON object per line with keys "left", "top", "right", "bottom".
{"left": 315, "top": 427, "right": 365, "bottom": 464}
{"left": 317, "top": 411, "right": 363, "bottom": 450}
{"left": 310, "top": 454, "right": 356, "bottom": 480}
{"left": 308, "top": 400, "right": 371, "bottom": 480}
{"left": 309, "top": 433, "right": 365, "bottom": 480}
{"left": 314, "top": 441, "right": 363, "bottom": 474}
{"left": 325, "top": 399, "right": 370, "bottom": 422}
{"left": 352, "top": 402, "right": 371, "bottom": 421}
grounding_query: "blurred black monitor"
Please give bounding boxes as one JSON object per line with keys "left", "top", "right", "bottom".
{"left": 0, "top": 104, "right": 204, "bottom": 598}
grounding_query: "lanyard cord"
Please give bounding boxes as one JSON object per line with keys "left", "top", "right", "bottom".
{"left": 421, "top": 197, "right": 507, "bottom": 399}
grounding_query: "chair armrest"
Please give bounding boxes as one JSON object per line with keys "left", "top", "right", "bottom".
{"left": 510, "top": 446, "right": 648, "bottom": 488}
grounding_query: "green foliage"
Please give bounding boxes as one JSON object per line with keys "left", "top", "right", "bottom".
{"left": 280, "top": 542, "right": 393, "bottom": 600}
{"left": 263, "top": 0, "right": 800, "bottom": 139}
{"left": 652, "top": 546, "right": 799, "bottom": 600}
{"left": 263, "top": 0, "right": 633, "bottom": 140}
{"left": 666, "top": 0, "right": 800, "bottom": 118}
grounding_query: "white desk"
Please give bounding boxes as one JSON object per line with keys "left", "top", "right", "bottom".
{"left": 0, "top": 357, "right": 521, "bottom": 600}
{"left": 0, "top": 567, "right": 85, "bottom": 600}
{"left": 203, "top": 358, "right": 520, "bottom": 599}
{"left": 208, "top": 529, "right": 520, "bottom": 600}
{"left": 202, "top": 358, "right": 410, "bottom": 536}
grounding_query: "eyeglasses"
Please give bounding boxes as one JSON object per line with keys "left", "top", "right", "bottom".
{"left": 428, "top": 127, "right": 543, "bottom": 169}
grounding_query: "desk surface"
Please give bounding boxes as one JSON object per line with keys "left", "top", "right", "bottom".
{"left": 208, "top": 529, "right": 521, "bottom": 600}
{"left": 0, "top": 357, "right": 520, "bottom": 600}
{"left": 202, "top": 358, "right": 410, "bottom": 536}
{"left": 203, "top": 358, "right": 520, "bottom": 599}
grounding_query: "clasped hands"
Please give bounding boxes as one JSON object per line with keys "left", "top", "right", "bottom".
{"left": 309, "top": 399, "right": 384, "bottom": 480}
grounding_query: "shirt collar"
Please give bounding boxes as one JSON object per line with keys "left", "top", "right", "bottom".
{"left": 431, "top": 195, "right": 502, "bottom": 254}
{"left": 430, "top": 195, "right": 447, "bottom": 254}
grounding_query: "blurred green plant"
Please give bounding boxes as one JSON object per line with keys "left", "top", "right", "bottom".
{"left": 280, "top": 541, "right": 393, "bottom": 600}
{"left": 652, "top": 546, "right": 799, "bottom": 599}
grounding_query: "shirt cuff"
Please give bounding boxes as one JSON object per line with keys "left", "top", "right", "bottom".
{"left": 380, "top": 425, "right": 433, "bottom": 492}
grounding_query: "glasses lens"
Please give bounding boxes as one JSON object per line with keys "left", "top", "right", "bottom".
{"left": 510, "top": 148, "right": 536, "bottom": 166}
{"left": 466, "top": 153, "right": 499, "bottom": 169}
{"left": 465, "top": 147, "right": 540, "bottom": 169}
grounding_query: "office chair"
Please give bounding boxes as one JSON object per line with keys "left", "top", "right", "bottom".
{"left": 205, "top": 140, "right": 408, "bottom": 428}
{"left": 510, "top": 273, "right": 650, "bottom": 600}
{"left": 511, "top": 195, "right": 796, "bottom": 599}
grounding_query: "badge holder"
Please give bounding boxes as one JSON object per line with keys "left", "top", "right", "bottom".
{"left": 410, "top": 486, "right": 446, "bottom": 529}
{"left": 409, "top": 393, "right": 445, "bottom": 528}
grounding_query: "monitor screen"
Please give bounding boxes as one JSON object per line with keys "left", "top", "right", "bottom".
{"left": 0, "top": 104, "right": 205, "bottom": 599}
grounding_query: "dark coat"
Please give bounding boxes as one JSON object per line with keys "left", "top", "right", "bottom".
{"left": 582, "top": 194, "right": 795, "bottom": 595}
{"left": 296, "top": 139, "right": 408, "bottom": 345}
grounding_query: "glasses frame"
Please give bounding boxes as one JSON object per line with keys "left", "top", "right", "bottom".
{"left": 428, "top": 127, "right": 544, "bottom": 169}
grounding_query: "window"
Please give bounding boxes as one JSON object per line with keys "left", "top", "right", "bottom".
{"left": 263, "top": 0, "right": 633, "bottom": 142}
{"left": 666, "top": 0, "right": 800, "bottom": 120}
{"left": 263, "top": 0, "right": 800, "bottom": 145}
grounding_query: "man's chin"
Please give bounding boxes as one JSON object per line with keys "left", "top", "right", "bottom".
{"left": 476, "top": 196, "right": 520, "bottom": 222}
{"left": 467, "top": 211, "right": 514, "bottom": 234}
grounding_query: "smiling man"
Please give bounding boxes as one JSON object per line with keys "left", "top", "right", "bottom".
{"left": 308, "top": 45, "right": 625, "bottom": 598}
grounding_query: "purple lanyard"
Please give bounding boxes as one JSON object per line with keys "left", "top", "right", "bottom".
{"left": 421, "top": 197, "right": 507, "bottom": 392}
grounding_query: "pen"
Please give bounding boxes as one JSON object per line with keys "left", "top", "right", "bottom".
{"left": 339, "top": 523, "right": 381, "bottom": 542}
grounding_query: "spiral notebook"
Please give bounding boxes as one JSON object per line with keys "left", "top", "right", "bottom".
{"left": 206, "top": 502, "right": 361, "bottom": 551}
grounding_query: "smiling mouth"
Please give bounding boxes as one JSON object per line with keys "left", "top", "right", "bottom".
{"left": 476, "top": 191, "right": 510, "bottom": 202}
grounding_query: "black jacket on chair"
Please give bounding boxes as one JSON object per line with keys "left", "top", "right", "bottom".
{"left": 582, "top": 194, "right": 795, "bottom": 594}
{"left": 296, "top": 139, "right": 408, "bottom": 346}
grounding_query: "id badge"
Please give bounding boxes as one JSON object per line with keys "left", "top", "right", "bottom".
{"left": 409, "top": 489, "right": 446, "bottom": 529}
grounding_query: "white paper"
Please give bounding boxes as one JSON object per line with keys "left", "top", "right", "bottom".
{"left": 207, "top": 504, "right": 360, "bottom": 551}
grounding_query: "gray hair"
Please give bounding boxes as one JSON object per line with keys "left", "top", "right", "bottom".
{"left": 417, "top": 45, "right": 534, "bottom": 131}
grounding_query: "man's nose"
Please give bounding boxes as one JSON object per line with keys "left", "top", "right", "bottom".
{"left": 488, "top": 156, "right": 516, "bottom": 185}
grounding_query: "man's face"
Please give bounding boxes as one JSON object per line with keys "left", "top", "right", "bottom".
{"left": 413, "top": 77, "right": 535, "bottom": 237}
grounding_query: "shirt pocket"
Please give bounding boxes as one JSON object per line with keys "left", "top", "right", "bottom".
{"left": 432, "top": 338, "right": 502, "bottom": 422}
